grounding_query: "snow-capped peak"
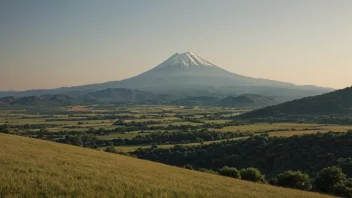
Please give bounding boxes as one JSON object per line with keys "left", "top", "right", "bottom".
{"left": 156, "top": 52, "right": 216, "bottom": 69}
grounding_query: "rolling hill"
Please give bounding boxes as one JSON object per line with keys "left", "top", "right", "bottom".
{"left": 0, "top": 134, "right": 332, "bottom": 198}
{"left": 0, "top": 88, "right": 277, "bottom": 108}
{"left": 0, "top": 95, "right": 76, "bottom": 107}
{"left": 218, "top": 94, "right": 276, "bottom": 108}
{"left": 172, "top": 94, "right": 276, "bottom": 107}
{"left": 0, "top": 52, "right": 333, "bottom": 102}
{"left": 241, "top": 86, "right": 352, "bottom": 118}
{"left": 0, "top": 102, "right": 10, "bottom": 109}
{"left": 81, "top": 88, "right": 172, "bottom": 104}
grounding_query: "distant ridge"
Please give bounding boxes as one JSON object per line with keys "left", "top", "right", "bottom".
{"left": 0, "top": 88, "right": 277, "bottom": 108}
{"left": 0, "top": 94, "right": 75, "bottom": 106}
{"left": 241, "top": 86, "right": 352, "bottom": 118}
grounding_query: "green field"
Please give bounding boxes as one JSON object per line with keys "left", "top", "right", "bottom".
{"left": 110, "top": 137, "right": 248, "bottom": 152}
{"left": 0, "top": 134, "right": 333, "bottom": 198}
{"left": 97, "top": 132, "right": 147, "bottom": 140}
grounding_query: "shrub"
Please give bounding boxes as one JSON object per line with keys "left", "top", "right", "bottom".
{"left": 240, "top": 168, "right": 265, "bottom": 183}
{"left": 268, "top": 177, "right": 278, "bottom": 185}
{"left": 184, "top": 164, "right": 193, "bottom": 170}
{"left": 199, "top": 168, "right": 218, "bottom": 175}
{"left": 277, "top": 170, "right": 312, "bottom": 190}
{"left": 314, "top": 166, "right": 347, "bottom": 194}
{"left": 332, "top": 184, "right": 352, "bottom": 197}
{"left": 347, "top": 178, "right": 352, "bottom": 187}
{"left": 218, "top": 166, "right": 241, "bottom": 179}
{"left": 105, "top": 146, "right": 118, "bottom": 154}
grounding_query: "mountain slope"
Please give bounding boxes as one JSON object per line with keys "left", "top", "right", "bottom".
{"left": 116, "top": 52, "right": 317, "bottom": 90}
{"left": 0, "top": 134, "right": 331, "bottom": 198}
{"left": 241, "top": 86, "right": 352, "bottom": 118}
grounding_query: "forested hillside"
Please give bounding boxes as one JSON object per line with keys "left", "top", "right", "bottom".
{"left": 132, "top": 132, "right": 352, "bottom": 178}
{"left": 242, "top": 86, "right": 352, "bottom": 118}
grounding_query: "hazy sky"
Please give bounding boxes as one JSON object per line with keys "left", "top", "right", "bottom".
{"left": 1, "top": 0, "right": 352, "bottom": 91}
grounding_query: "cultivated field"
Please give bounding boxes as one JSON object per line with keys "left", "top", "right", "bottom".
{"left": 1, "top": 105, "right": 351, "bottom": 152}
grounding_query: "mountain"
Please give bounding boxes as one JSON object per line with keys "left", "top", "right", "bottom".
{"left": 0, "top": 134, "right": 331, "bottom": 197}
{"left": 241, "top": 86, "right": 352, "bottom": 118}
{"left": 218, "top": 94, "right": 276, "bottom": 108}
{"left": 0, "top": 52, "right": 332, "bottom": 101}
{"left": 118, "top": 52, "right": 296, "bottom": 88}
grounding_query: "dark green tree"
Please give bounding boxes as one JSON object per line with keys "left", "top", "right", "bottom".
{"left": 240, "top": 168, "right": 266, "bottom": 183}
{"left": 337, "top": 158, "right": 352, "bottom": 177}
{"left": 218, "top": 166, "right": 241, "bottom": 179}
{"left": 105, "top": 146, "right": 118, "bottom": 154}
{"left": 276, "top": 170, "right": 312, "bottom": 190}
{"left": 184, "top": 164, "right": 194, "bottom": 170}
{"left": 198, "top": 168, "right": 218, "bottom": 175}
{"left": 69, "top": 136, "right": 83, "bottom": 146}
{"left": 314, "top": 166, "right": 347, "bottom": 194}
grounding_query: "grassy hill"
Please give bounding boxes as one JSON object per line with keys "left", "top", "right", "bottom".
{"left": 0, "top": 134, "right": 333, "bottom": 198}
{"left": 241, "top": 86, "right": 352, "bottom": 118}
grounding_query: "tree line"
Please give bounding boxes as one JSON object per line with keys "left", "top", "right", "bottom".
{"left": 180, "top": 165, "right": 352, "bottom": 197}
{"left": 56, "top": 130, "right": 249, "bottom": 148}
{"left": 131, "top": 132, "right": 352, "bottom": 178}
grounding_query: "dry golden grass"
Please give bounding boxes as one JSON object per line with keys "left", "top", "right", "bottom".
{"left": 70, "top": 106, "right": 89, "bottom": 111}
{"left": 215, "top": 123, "right": 325, "bottom": 133}
{"left": 0, "top": 134, "right": 333, "bottom": 198}
{"left": 268, "top": 130, "right": 324, "bottom": 137}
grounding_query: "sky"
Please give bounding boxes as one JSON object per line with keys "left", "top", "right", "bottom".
{"left": 1, "top": 0, "right": 352, "bottom": 91}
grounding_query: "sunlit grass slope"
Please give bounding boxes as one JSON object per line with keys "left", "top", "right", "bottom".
{"left": 0, "top": 134, "right": 333, "bottom": 198}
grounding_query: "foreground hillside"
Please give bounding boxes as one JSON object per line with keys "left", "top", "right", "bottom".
{"left": 0, "top": 134, "right": 331, "bottom": 198}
